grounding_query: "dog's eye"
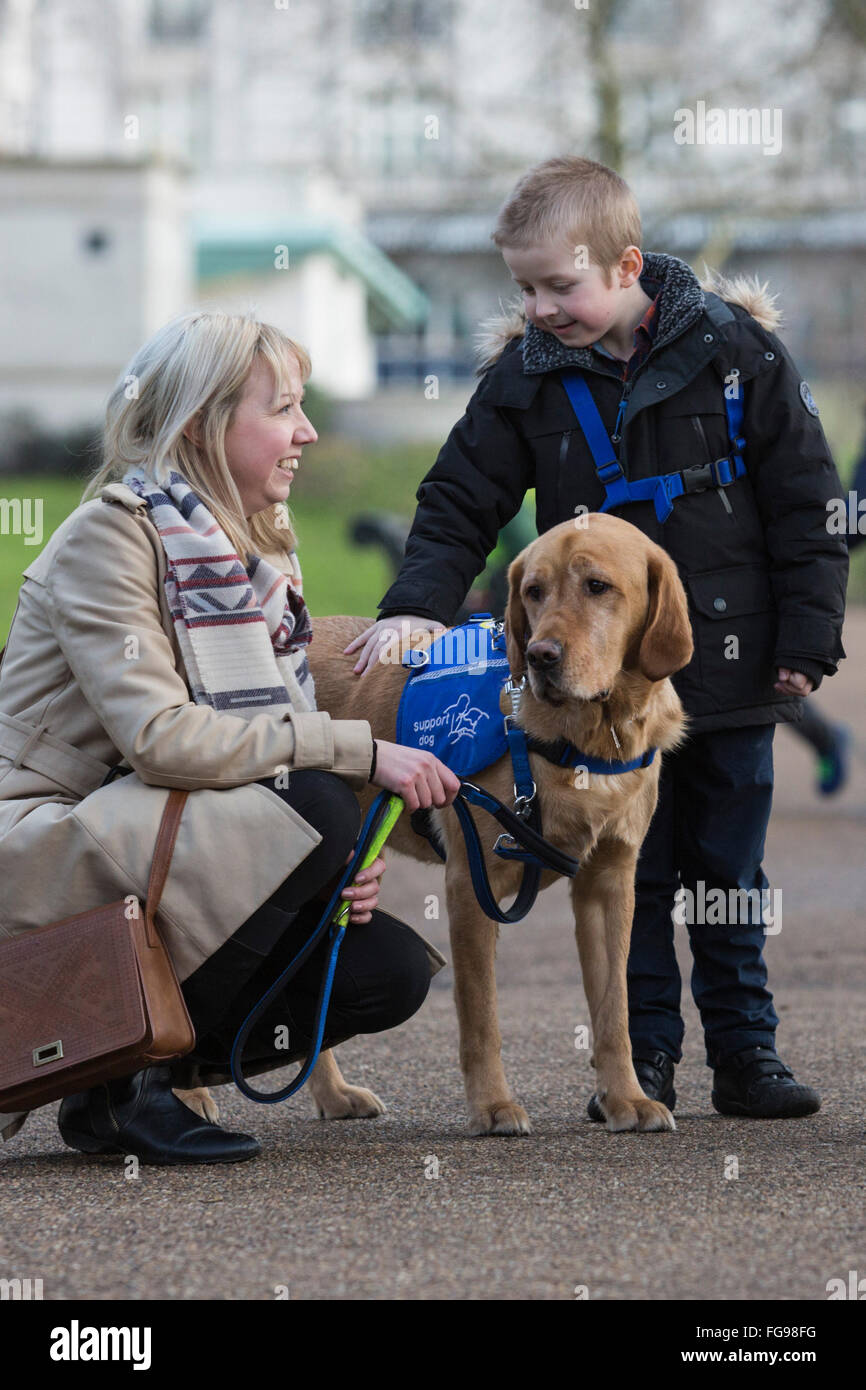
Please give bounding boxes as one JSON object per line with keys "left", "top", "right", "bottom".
{"left": 586, "top": 579, "right": 610, "bottom": 596}
{"left": 524, "top": 585, "right": 543, "bottom": 602}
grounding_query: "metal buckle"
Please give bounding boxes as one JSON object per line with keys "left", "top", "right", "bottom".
{"left": 494, "top": 832, "right": 519, "bottom": 856}
{"left": 512, "top": 782, "right": 537, "bottom": 818}
{"left": 33, "top": 1039, "right": 63, "bottom": 1067}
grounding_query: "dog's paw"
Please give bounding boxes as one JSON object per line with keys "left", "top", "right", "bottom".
{"left": 313, "top": 1083, "right": 386, "bottom": 1120}
{"left": 603, "top": 1096, "right": 676, "bottom": 1133}
{"left": 173, "top": 1086, "right": 220, "bottom": 1123}
{"left": 469, "top": 1100, "right": 532, "bottom": 1136}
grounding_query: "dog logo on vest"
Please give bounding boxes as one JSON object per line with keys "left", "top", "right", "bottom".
{"left": 442, "top": 692, "right": 489, "bottom": 743}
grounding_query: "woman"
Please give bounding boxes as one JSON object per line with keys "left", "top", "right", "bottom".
{"left": 0, "top": 310, "right": 459, "bottom": 1163}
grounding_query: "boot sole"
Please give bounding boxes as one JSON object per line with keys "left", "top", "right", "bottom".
{"left": 711, "top": 1092, "right": 820, "bottom": 1119}
{"left": 59, "top": 1129, "right": 260, "bottom": 1164}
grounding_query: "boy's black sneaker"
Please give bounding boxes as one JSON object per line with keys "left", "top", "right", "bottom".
{"left": 711, "top": 1046, "right": 821, "bottom": 1118}
{"left": 586, "top": 1050, "right": 676, "bottom": 1122}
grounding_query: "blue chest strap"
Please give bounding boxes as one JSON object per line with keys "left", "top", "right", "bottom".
{"left": 560, "top": 369, "right": 746, "bottom": 524}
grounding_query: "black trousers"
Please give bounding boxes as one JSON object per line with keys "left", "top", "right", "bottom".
{"left": 628, "top": 725, "right": 779, "bottom": 1068}
{"left": 179, "top": 770, "right": 431, "bottom": 1069}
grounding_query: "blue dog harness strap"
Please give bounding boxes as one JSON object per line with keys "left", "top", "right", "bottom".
{"left": 560, "top": 369, "right": 747, "bottom": 523}
{"left": 524, "top": 736, "right": 657, "bottom": 774}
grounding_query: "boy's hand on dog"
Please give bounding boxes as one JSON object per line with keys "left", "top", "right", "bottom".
{"left": 774, "top": 667, "right": 814, "bottom": 696}
{"left": 370, "top": 741, "right": 461, "bottom": 813}
{"left": 344, "top": 615, "right": 447, "bottom": 677}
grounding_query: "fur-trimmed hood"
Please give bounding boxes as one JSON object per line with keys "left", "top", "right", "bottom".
{"left": 474, "top": 252, "right": 782, "bottom": 375}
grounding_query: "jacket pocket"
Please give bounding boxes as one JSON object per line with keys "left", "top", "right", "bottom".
{"left": 685, "top": 564, "right": 779, "bottom": 704}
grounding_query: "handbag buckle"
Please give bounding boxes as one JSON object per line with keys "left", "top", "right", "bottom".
{"left": 33, "top": 1039, "right": 63, "bottom": 1067}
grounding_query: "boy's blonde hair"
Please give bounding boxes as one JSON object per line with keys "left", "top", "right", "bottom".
{"left": 491, "top": 156, "right": 641, "bottom": 284}
{"left": 82, "top": 310, "right": 311, "bottom": 562}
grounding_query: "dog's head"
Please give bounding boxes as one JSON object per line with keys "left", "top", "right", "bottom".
{"left": 504, "top": 514, "right": 693, "bottom": 705}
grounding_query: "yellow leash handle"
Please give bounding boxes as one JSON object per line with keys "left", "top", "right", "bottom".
{"left": 331, "top": 794, "right": 405, "bottom": 928}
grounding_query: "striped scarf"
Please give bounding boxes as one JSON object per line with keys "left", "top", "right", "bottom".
{"left": 122, "top": 466, "right": 316, "bottom": 717}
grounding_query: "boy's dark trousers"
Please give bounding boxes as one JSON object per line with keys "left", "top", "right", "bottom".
{"left": 627, "top": 724, "right": 780, "bottom": 1068}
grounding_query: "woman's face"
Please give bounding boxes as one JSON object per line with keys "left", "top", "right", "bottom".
{"left": 223, "top": 353, "right": 318, "bottom": 518}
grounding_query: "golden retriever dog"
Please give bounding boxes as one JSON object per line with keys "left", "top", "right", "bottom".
{"left": 298, "top": 513, "right": 694, "bottom": 1135}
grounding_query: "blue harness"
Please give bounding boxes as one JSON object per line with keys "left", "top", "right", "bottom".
{"left": 560, "top": 370, "right": 747, "bottom": 524}
{"left": 396, "top": 616, "right": 657, "bottom": 914}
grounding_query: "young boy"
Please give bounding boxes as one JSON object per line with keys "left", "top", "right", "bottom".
{"left": 346, "top": 156, "right": 848, "bottom": 1119}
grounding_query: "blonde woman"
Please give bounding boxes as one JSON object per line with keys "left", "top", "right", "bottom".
{"left": 0, "top": 311, "right": 460, "bottom": 1164}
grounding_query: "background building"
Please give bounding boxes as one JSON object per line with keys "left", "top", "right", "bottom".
{"left": 0, "top": 0, "right": 864, "bottom": 439}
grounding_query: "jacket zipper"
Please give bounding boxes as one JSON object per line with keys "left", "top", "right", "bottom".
{"left": 692, "top": 416, "right": 734, "bottom": 517}
{"left": 611, "top": 382, "right": 633, "bottom": 447}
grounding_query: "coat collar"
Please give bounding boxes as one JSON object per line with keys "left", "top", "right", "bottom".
{"left": 520, "top": 252, "right": 706, "bottom": 376}
{"left": 101, "top": 481, "right": 148, "bottom": 512}
{"left": 474, "top": 256, "right": 783, "bottom": 392}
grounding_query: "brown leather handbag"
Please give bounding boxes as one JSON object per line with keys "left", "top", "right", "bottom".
{"left": 0, "top": 788, "right": 196, "bottom": 1112}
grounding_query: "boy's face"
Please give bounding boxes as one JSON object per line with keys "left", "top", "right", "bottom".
{"left": 502, "top": 241, "right": 640, "bottom": 351}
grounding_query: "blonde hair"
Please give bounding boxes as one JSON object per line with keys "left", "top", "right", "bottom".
{"left": 491, "top": 156, "right": 642, "bottom": 284}
{"left": 81, "top": 310, "right": 312, "bottom": 561}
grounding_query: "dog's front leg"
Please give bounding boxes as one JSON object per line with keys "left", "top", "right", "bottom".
{"left": 571, "top": 842, "right": 675, "bottom": 1133}
{"left": 447, "top": 875, "right": 530, "bottom": 1135}
{"left": 307, "top": 1048, "right": 386, "bottom": 1120}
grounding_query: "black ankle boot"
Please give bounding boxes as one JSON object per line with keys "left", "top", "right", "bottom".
{"left": 58, "top": 1065, "right": 260, "bottom": 1165}
{"left": 711, "top": 1046, "right": 821, "bottom": 1118}
{"left": 586, "top": 1050, "right": 677, "bottom": 1122}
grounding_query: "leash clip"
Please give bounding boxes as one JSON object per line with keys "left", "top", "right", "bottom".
{"left": 512, "top": 782, "right": 537, "bottom": 818}
{"left": 503, "top": 673, "right": 526, "bottom": 734}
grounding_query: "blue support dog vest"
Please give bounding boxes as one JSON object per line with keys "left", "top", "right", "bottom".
{"left": 395, "top": 615, "right": 657, "bottom": 918}
{"left": 396, "top": 616, "right": 511, "bottom": 777}
{"left": 560, "top": 370, "right": 747, "bottom": 523}
{"left": 396, "top": 616, "right": 657, "bottom": 786}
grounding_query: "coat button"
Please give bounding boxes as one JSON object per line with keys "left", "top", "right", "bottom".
{"left": 656, "top": 380, "right": 667, "bottom": 390}
{"left": 764, "top": 351, "right": 775, "bottom": 361}
{"left": 703, "top": 333, "right": 714, "bottom": 343}
{"left": 713, "top": 597, "right": 727, "bottom": 612}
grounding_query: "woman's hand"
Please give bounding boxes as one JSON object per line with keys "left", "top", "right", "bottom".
{"left": 370, "top": 741, "right": 461, "bottom": 813}
{"left": 343, "top": 616, "right": 447, "bottom": 678}
{"left": 313, "top": 851, "right": 388, "bottom": 923}
{"left": 339, "top": 852, "right": 386, "bottom": 924}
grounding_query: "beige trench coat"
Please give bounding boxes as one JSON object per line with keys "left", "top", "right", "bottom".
{"left": 0, "top": 483, "right": 443, "bottom": 1143}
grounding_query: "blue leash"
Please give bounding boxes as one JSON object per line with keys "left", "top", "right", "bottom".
{"left": 230, "top": 790, "right": 400, "bottom": 1103}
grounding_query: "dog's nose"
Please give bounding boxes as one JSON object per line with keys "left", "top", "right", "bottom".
{"left": 526, "top": 639, "right": 562, "bottom": 671}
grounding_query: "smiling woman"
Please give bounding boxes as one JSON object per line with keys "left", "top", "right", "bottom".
{"left": 0, "top": 308, "right": 459, "bottom": 1164}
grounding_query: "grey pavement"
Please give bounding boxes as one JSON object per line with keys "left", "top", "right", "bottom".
{"left": 2, "top": 616, "right": 865, "bottom": 1302}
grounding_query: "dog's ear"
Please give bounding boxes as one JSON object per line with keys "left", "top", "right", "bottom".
{"left": 504, "top": 555, "right": 529, "bottom": 678}
{"left": 638, "top": 548, "right": 694, "bottom": 682}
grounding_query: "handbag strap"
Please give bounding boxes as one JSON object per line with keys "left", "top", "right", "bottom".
{"left": 143, "top": 790, "right": 189, "bottom": 948}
